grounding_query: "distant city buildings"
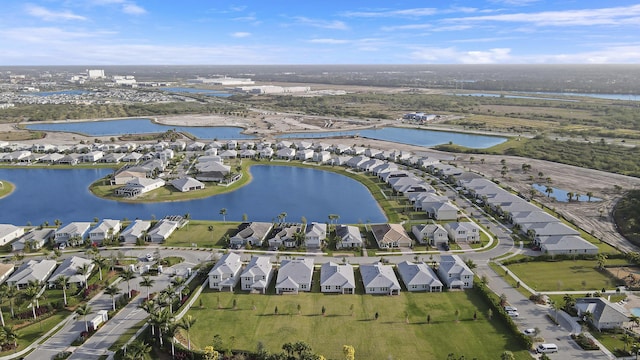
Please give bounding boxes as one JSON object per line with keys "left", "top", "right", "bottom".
{"left": 187, "top": 76, "right": 254, "bottom": 85}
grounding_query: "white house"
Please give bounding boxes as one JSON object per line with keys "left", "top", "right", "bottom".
{"left": 437, "top": 255, "right": 473, "bottom": 289}
{"left": 208, "top": 252, "right": 243, "bottom": 291}
{"left": 54, "top": 222, "right": 92, "bottom": 246}
{"left": 229, "top": 222, "right": 273, "bottom": 248}
{"left": 6, "top": 259, "right": 57, "bottom": 289}
{"left": 360, "top": 262, "right": 401, "bottom": 295}
{"left": 82, "top": 151, "right": 104, "bottom": 163}
{"left": 335, "top": 225, "right": 363, "bottom": 249}
{"left": 88, "top": 219, "right": 122, "bottom": 244}
{"left": 445, "top": 222, "right": 482, "bottom": 243}
{"left": 412, "top": 223, "right": 448, "bottom": 247}
{"left": 12, "top": 228, "right": 54, "bottom": 252}
{"left": 305, "top": 222, "right": 327, "bottom": 249}
{"left": 0, "top": 224, "right": 25, "bottom": 246}
{"left": 397, "top": 261, "right": 443, "bottom": 292}
{"left": 320, "top": 262, "right": 355, "bottom": 294}
{"left": 47, "top": 256, "right": 94, "bottom": 287}
{"left": 170, "top": 177, "right": 205, "bottom": 192}
{"left": 275, "top": 258, "right": 314, "bottom": 294}
{"left": 147, "top": 219, "right": 179, "bottom": 243}
{"left": 240, "top": 256, "right": 273, "bottom": 294}
{"left": 115, "top": 177, "right": 166, "bottom": 197}
{"left": 119, "top": 220, "right": 151, "bottom": 243}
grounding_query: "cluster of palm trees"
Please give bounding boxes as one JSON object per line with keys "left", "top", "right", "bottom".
{"left": 138, "top": 276, "right": 192, "bottom": 357}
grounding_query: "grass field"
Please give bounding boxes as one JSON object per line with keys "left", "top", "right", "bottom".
{"left": 183, "top": 290, "right": 530, "bottom": 360}
{"left": 164, "top": 221, "right": 240, "bottom": 248}
{"left": 505, "top": 259, "right": 627, "bottom": 292}
{"left": 0, "top": 180, "right": 15, "bottom": 199}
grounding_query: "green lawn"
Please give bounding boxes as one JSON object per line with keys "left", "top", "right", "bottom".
{"left": 0, "top": 180, "right": 15, "bottom": 199}
{"left": 164, "top": 221, "right": 240, "bottom": 248}
{"left": 183, "top": 290, "right": 530, "bottom": 360}
{"left": 505, "top": 260, "right": 624, "bottom": 291}
{"left": 0, "top": 310, "right": 72, "bottom": 357}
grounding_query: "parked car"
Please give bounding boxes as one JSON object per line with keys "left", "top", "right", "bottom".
{"left": 523, "top": 328, "right": 536, "bottom": 336}
{"left": 506, "top": 310, "right": 519, "bottom": 317}
{"left": 145, "top": 253, "right": 154, "bottom": 261}
{"left": 536, "top": 343, "right": 558, "bottom": 353}
{"left": 504, "top": 306, "right": 517, "bottom": 312}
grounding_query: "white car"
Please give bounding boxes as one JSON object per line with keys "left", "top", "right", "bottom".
{"left": 523, "top": 328, "right": 536, "bottom": 336}
{"left": 504, "top": 306, "right": 517, "bottom": 312}
{"left": 507, "top": 311, "right": 519, "bottom": 317}
{"left": 145, "top": 253, "right": 154, "bottom": 261}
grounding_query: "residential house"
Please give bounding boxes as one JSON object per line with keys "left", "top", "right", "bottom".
{"left": 259, "top": 147, "right": 274, "bottom": 158}
{"left": 305, "top": 222, "right": 327, "bottom": 249}
{"left": 445, "top": 222, "right": 482, "bottom": 243}
{"left": 88, "top": 219, "right": 122, "bottom": 244}
{"left": 229, "top": 222, "right": 273, "bottom": 248}
{"left": 187, "top": 142, "right": 205, "bottom": 151}
{"left": 100, "top": 153, "right": 125, "bottom": 164}
{"left": 412, "top": 223, "right": 448, "bottom": 247}
{"left": 170, "top": 177, "right": 205, "bottom": 192}
{"left": 360, "top": 262, "right": 401, "bottom": 295}
{"left": 82, "top": 151, "right": 103, "bottom": 163}
{"left": 276, "top": 148, "right": 296, "bottom": 160}
{"left": 208, "top": 252, "right": 243, "bottom": 291}
{"left": 147, "top": 219, "right": 180, "bottom": 243}
{"left": 320, "top": 262, "right": 355, "bottom": 294}
{"left": 296, "top": 149, "right": 314, "bottom": 161}
{"left": 335, "top": 225, "right": 363, "bottom": 249}
{"left": 575, "top": 297, "right": 629, "bottom": 331}
{"left": 6, "top": 259, "right": 57, "bottom": 289}
{"left": 12, "top": 228, "right": 54, "bottom": 252}
{"left": 54, "top": 222, "right": 92, "bottom": 246}
{"left": 370, "top": 223, "right": 413, "bottom": 249}
{"left": 194, "top": 159, "right": 230, "bottom": 182}
{"left": 115, "top": 177, "right": 166, "bottom": 197}
{"left": 219, "top": 149, "right": 237, "bottom": 159}
{"left": 57, "top": 153, "right": 82, "bottom": 165}
{"left": 111, "top": 167, "right": 148, "bottom": 185}
{"left": 419, "top": 194, "right": 459, "bottom": 220}
{"left": 240, "top": 256, "right": 273, "bottom": 294}
{"left": 240, "top": 149, "right": 256, "bottom": 158}
{"left": 312, "top": 151, "right": 332, "bottom": 163}
{"left": 397, "top": 261, "right": 443, "bottom": 292}
{"left": 0, "top": 224, "right": 25, "bottom": 246}
{"left": 157, "top": 149, "right": 174, "bottom": 162}
{"left": 437, "top": 255, "right": 473, "bottom": 289}
{"left": 0, "top": 264, "right": 15, "bottom": 285}
{"left": 538, "top": 235, "right": 599, "bottom": 256}
{"left": 267, "top": 224, "right": 304, "bottom": 249}
{"left": 47, "top": 256, "right": 94, "bottom": 288}
{"left": 119, "top": 220, "right": 151, "bottom": 243}
{"left": 275, "top": 258, "right": 314, "bottom": 294}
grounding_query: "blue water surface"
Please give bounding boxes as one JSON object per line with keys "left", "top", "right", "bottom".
{"left": 25, "top": 118, "right": 254, "bottom": 139}
{"left": 0, "top": 166, "right": 386, "bottom": 225}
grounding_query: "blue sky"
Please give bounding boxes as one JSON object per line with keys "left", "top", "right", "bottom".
{"left": 1, "top": 0, "right": 640, "bottom": 65}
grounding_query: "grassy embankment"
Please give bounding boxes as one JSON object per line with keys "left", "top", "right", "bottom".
{"left": 184, "top": 289, "right": 530, "bottom": 360}
{"left": 0, "top": 180, "right": 15, "bottom": 199}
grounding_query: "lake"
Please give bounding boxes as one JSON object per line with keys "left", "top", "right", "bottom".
{"left": 25, "top": 119, "right": 255, "bottom": 139}
{"left": 531, "top": 183, "right": 601, "bottom": 202}
{"left": 279, "top": 126, "right": 506, "bottom": 148}
{"left": 0, "top": 166, "right": 386, "bottom": 225}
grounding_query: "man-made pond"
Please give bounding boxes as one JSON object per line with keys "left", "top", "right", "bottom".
{"left": 0, "top": 166, "right": 386, "bottom": 225}
{"left": 279, "top": 126, "right": 506, "bottom": 149}
{"left": 25, "top": 119, "right": 255, "bottom": 139}
{"left": 532, "top": 183, "right": 601, "bottom": 202}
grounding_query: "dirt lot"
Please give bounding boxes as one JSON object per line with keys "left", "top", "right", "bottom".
{"left": 3, "top": 109, "right": 640, "bottom": 253}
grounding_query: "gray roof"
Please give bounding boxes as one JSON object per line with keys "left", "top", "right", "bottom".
{"left": 575, "top": 297, "right": 629, "bottom": 330}
{"left": 241, "top": 256, "right": 273, "bottom": 278}
{"left": 397, "top": 261, "right": 443, "bottom": 289}
{"left": 7, "top": 259, "right": 57, "bottom": 286}
{"left": 439, "top": 255, "right": 474, "bottom": 278}
{"left": 360, "top": 262, "right": 401, "bottom": 290}
{"left": 539, "top": 235, "right": 598, "bottom": 252}
{"left": 48, "top": 256, "right": 94, "bottom": 284}
{"left": 208, "top": 252, "right": 243, "bottom": 277}
{"left": 276, "top": 258, "right": 314, "bottom": 288}
{"left": 320, "top": 262, "right": 355, "bottom": 289}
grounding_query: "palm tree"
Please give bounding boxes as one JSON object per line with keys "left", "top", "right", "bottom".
{"left": 140, "top": 275, "right": 155, "bottom": 300}
{"left": 124, "top": 339, "right": 151, "bottom": 360}
{"left": 597, "top": 253, "right": 608, "bottom": 270}
{"left": 179, "top": 314, "right": 196, "bottom": 350}
{"left": 278, "top": 212, "right": 287, "bottom": 223}
{"left": 22, "top": 281, "right": 41, "bottom": 320}
{"left": 121, "top": 269, "right": 136, "bottom": 298}
{"left": 566, "top": 192, "right": 574, "bottom": 202}
{"left": 161, "top": 285, "right": 177, "bottom": 314}
{"left": 76, "top": 303, "right": 92, "bottom": 332}
{"left": 0, "top": 285, "right": 7, "bottom": 326}
{"left": 55, "top": 275, "right": 71, "bottom": 306}
{"left": 163, "top": 321, "right": 179, "bottom": 358}
{"left": 104, "top": 284, "right": 121, "bottom": 311}
{"left": 545, "top": 186, "right": 553, "bottom": 198}
{"left": 2, "top": 325, "right": 18, "bottom": 349}
{"left": 93, "top": 256, "right": 107, "bottom": 281}
{"left": 219, "top": 208, "right": 227, "bottom": 222}
{"left": 76, "top": 263, "right": 92, "bottom": 290}
{"left": 5, "top": 286, "right": 17, "bottom": 318}
{"left": 150, "top": 307, "right": 170, "bottom": 346}
{"left": 586, "top": 191, "right": 594, "bottom": 202}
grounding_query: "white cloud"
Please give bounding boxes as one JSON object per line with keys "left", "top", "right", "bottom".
{"left": 0, "top": 27, "right": 105, "bottom": 43}
{"left": 231, "top": 32, "right": 251, "bottom": 38}
{"left": 448, "top": 4, "right": 640, "bottom": 27}
{"left": 122, "top": 3, "right": 146, "bottom": 15}
{"left": 489, "top": 0, "right": 540, "bottom": 6}
{"left": 309, "top": 38, "right": 350, "bottom": 44}
{"left": 292, "top": 17, "right": 349, "bottom": 30}
{"left": 341, "top": 8, "right": 437, "bottom": 18}
{"left": 381, "top": 24, "right": 432, "bottom": 32}
{"left": 411, "top": 47, "right": 512, "bottom": 63}
{"left": 25, "top": 4, "right": 86, "bottom": 21}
